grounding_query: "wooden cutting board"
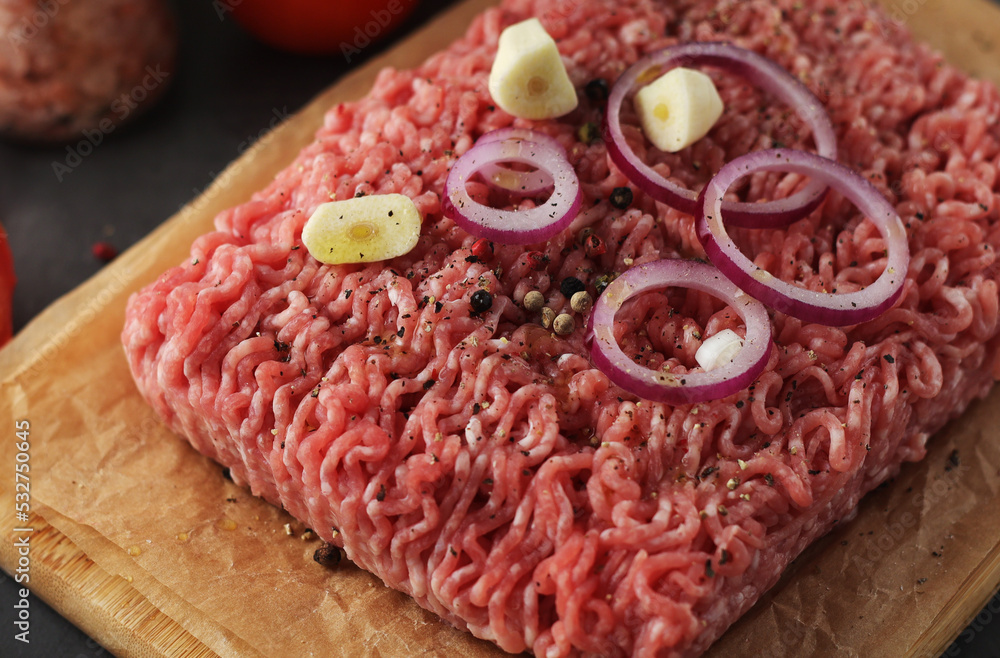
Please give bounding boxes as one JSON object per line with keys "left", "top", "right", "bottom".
{"left": 3, "top": 0, "right": 1000, "bottom": 656}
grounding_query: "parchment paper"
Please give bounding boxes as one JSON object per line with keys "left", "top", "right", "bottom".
{"left": 3, "top": 0, "right": 1000, "bottom": 656}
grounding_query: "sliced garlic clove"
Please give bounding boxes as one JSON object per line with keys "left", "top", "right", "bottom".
{"left": 488, "top": 18, "right": 579, "bottom": 120}
{"left": 695, "top": 328, "right": 744, "bottom": 371}
{"left": 635, "top": 67, "right": 724, "bottom": 153}
{"left": 302, "top": 193, "right": 421, "bottom": 265}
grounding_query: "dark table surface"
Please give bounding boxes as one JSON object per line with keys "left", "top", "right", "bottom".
{"left": 2, "top": 0, "right": 1000, "bottom": 656}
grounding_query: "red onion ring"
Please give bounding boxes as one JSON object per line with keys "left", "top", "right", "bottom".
{"left": 696, "top": 149, "right": 909, "bottom": 326}
{"left": 477, "top": 127, "right": 566, "bottom": 154}
{"left": 476, "top": 128, "right": 561, "bottom": 195}
{"left": 605, "top": 42, "right": 837, "bottom": 228}
{"left": 588, "top": 259, "right": 773, "bottom": 404}
{"left": 443, "top": 137, "right": 581, "bottom": 244}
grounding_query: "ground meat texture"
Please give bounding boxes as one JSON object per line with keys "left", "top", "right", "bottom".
{"left": 0, "top": 0, "right": 176, "bottom": 142}
{"left": 122, "top": 0, "right": 1000, "bottom": 656}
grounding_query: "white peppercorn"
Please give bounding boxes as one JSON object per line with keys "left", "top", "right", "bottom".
{"left": 523, "top": 290, "right": 545, "bottom": 312}
{"left": 553, "top": 313, "right": 575, "bottom": 336}
{"left": 570, "top": 291, "right": 593, "bottom": 314}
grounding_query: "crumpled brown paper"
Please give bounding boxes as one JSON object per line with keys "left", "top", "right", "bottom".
{"left": 2, "top": 0, "right": 1000, "bottom": 656}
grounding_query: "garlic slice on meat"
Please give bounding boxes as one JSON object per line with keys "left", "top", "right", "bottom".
{"left": 302, "top": 194, "right": 421, "bottom": 265}
{"left": 695, "top": 329, "right": 744, "bottom": 371}
{"left": 635, "top": 67, "right": 723, "bottom": 152}
{"left": 488, "top": 18, "right": 579, "bottom": 120}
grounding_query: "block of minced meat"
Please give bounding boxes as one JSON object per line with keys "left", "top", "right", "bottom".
{"left": 121, "top": 0, "right": 1000, "bottom": 655}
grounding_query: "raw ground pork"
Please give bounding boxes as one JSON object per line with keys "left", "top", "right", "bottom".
{"left": 122, "top": 0, "right": 1000, "bottom": 655}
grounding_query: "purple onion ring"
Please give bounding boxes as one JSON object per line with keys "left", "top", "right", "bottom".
{"left": 442, "top": 136, "right": 581, "bottom": 244}
{"left": 696, "top": 149, "right": 909, "bottom": 326}
{"left": 588, "top": 259, "right": 773, "bottom": 404}
{"left": 605, "top": 42, "right": 837, "bottom": 228}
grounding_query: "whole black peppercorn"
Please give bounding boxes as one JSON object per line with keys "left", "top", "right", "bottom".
{"left": 313, "top": 543, "right": 342, "bottom": 567}
{"left": 585, "top": 78, "right": 609, "bottom": 102}
{"left": 560, "top": 276, "right": 586, "bottom": 298}
{"left": 610, "top": 186, "right": 634, "bottom": 209}
{"left": 470, "top": 289, "right": 493, "bottom": 313}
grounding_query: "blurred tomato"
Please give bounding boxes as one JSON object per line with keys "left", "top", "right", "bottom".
{"left": 227, "top": 0, "right": 419, "bottom": 56}
{"left": 0, "top": 224, "right": 15, "bottom": 345}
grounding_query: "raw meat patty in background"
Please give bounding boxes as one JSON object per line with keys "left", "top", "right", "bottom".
{"left": 0, "top": 0, "right": 176, "bottom": 143}
{"left": 122, "top": 0, "right": 1000, "bottom": 655}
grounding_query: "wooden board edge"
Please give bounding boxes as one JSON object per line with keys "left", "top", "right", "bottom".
{"left": 0, "top": 506, "right": 218, "bottom": 658}
{"left": 911, "top": 539, "right": 1000, "bottom": 657}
